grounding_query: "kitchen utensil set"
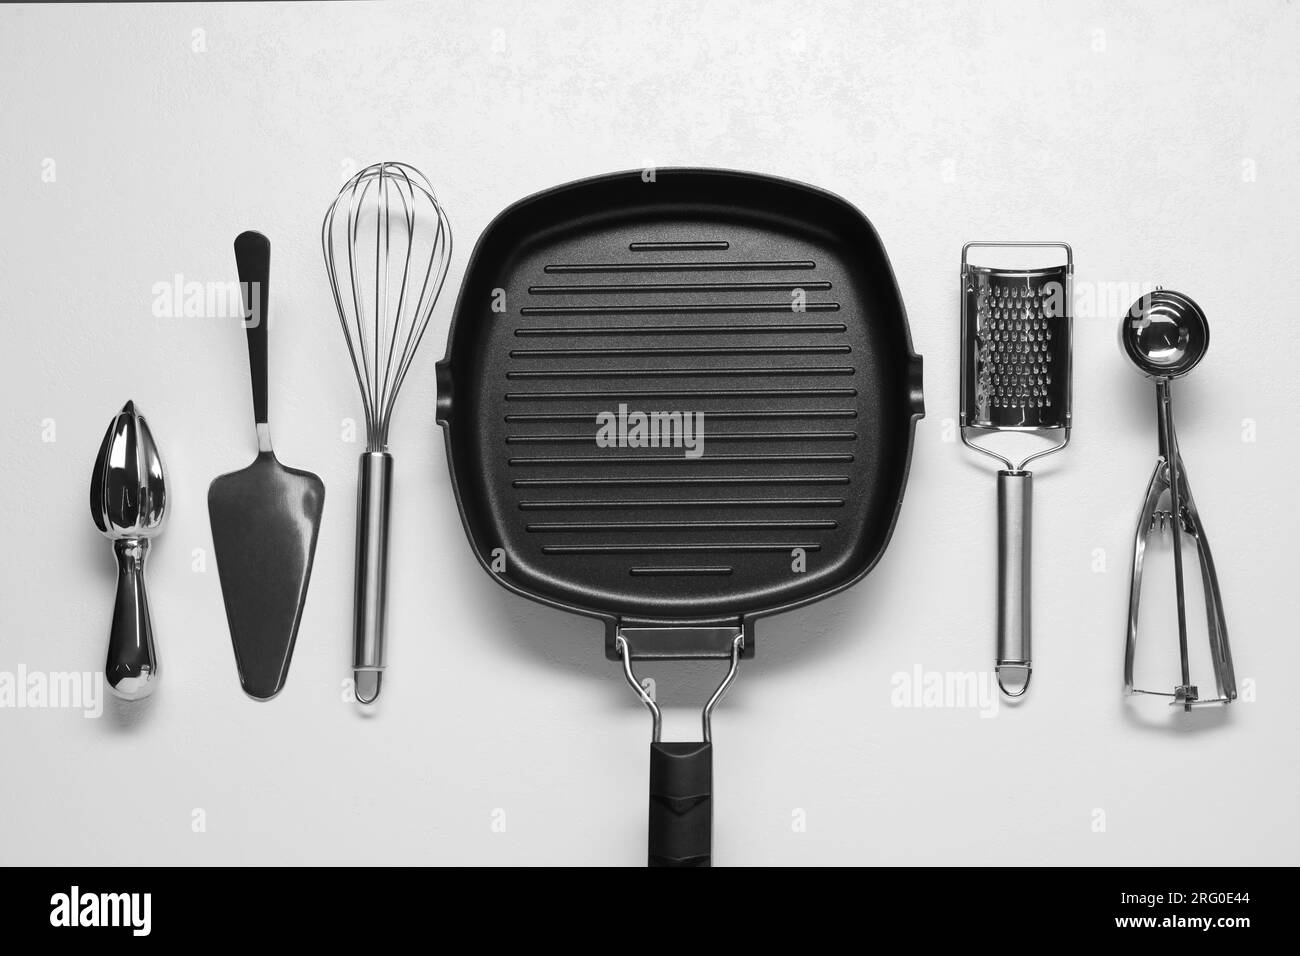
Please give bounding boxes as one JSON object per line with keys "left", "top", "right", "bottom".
{"left": 81, "top": 164, "right": 1237, "bottom": 865}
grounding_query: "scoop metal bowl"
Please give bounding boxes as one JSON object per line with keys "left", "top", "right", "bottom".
{"left": 1120, "top": 289, "right": 1209, "bottom": 380}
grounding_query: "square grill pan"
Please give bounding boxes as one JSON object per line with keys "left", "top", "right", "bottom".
{"left": 436, "top": 168, "right": 923, "bottom": 658}
{"left": 435, "top": 169, "right": 924, "bottom": 866}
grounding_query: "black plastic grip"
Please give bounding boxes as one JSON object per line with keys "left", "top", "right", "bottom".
{"left": 648, "top": 741, "right": 713, "bottom": 867}
{"left": 233, "top": 230, "right": 270, "bottom": 426}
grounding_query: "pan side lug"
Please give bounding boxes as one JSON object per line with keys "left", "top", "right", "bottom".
{"left": 435, "top": 359, "right": 453, "bottom": 425}
{"left": 908, "top": 353, "right": 925, "bottom": 420}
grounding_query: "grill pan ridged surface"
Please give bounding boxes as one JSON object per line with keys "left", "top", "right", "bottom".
{"left": 437, "top": 170, "right": 923, "bottom": 633}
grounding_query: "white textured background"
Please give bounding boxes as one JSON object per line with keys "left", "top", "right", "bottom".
{"left": 1, "top": 0, "right": 1297, "bottom": 866}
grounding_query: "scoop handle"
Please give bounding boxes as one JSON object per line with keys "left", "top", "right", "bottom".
{"left": 234, "top": 231, "right": 270, "bottom": 427}
{"left": 996, "top": 470, "right": 1032, "bottom": 697}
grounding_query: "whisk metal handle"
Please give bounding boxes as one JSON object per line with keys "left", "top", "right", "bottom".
{"left": 234, "top": 231, "right": 271, "bottom": 428}
{"left": 352, "top": 451, "right": 393, "bottom": 704}
{"left": 996, "top": 470, "right": 1032, "bottom": 697}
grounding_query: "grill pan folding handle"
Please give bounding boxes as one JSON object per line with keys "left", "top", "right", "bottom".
{"left": 436, "top": 169, "right": 924, "bottom": 865}
{"left": 616, "top": 626, "right": 743, "bottom": 866}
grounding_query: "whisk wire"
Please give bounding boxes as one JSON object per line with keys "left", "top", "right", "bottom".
{"left": 385, "top": 200, "right": 450, "bottom": 443}
{"left": 348, "top": 176, "right": 378, "bottom": 438}
{"left": 321, "top": 190, "right": 375, "bottom": 445}
{"left": 379, "top": 167, "right": 417, "bottom": 438}
{"left": 322, "top": 161, "right": 452, "bottom": 451}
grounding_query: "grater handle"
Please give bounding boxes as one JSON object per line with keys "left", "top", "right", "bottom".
{"left": 996, "top": 470, "right": 1032, "bottom": 697}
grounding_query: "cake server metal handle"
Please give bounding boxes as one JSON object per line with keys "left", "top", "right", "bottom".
{"left": 352, "top": 451, "right": 393, "bottom": 703}
{"left": 996, "top": 470, "right": 1032, "bottom": 697}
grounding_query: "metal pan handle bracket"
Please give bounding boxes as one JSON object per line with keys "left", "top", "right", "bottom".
{"left": 615, "top": 631, "right": 743, "bottom": 867}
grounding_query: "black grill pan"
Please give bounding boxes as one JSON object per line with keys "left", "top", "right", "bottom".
{"left": 436, "top": 168, "right": 924, "bottom": 865}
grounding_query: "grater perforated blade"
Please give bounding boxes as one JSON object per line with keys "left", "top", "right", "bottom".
{"left": 963, "top": 265, "right": 1072, "bottom": 433}
{"left": 960, "top": 242, "right": 1073, "bottom": 697}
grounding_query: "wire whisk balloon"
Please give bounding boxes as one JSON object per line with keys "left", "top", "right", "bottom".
{"left": 322, "top": 161, "right": 452, "bottom": 452}
{"left": 322, "top": 161, "right": 453, "bottom": 703}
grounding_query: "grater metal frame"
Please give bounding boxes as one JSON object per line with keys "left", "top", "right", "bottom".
{"left": 960, "top": 241, "right": 1074, "bottom": 471}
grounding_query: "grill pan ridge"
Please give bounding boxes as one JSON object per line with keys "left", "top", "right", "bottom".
{"left": 436, "top": 169, "right": 924, "bottom": 658}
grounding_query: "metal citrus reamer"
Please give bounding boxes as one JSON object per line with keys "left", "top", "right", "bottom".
{"left": 321, "top": 162, "right": 452, "bottom": 704}
{"left": 91, "top": 400, "right": 166, "bottom": 700}
{"left": 960, "top": 242, "right": 1073, "bottom": 697}
{"left": 1120, "top": 289, "right": 1234, "bottom": 710}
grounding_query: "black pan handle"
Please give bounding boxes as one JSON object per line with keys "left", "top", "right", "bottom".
{"left": 234, "top": 230, "right": 271, "bottom": 427}
{"left": 648, "top": 741, "right": 713, "bottom": 867}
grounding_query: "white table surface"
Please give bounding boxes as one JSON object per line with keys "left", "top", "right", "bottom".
{"left": 1, "top": 0, "right": 1296, "bottom": 865}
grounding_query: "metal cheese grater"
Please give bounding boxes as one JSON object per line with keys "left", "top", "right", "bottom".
{"left": 960, "top": 242, "right": 1073, "bottom": 697}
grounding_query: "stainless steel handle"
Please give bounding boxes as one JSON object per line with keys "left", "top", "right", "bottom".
{"left": 106, "top": 538, "right": 159, "bottom": 700}
{"left": 996, "top": 470, "right": 1032, "bottom": 697}
{"left": 352, "top": 451, "right": 393, "bottom": 704}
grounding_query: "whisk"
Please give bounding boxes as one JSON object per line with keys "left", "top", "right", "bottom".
{"left": 322, "top": 161, "right": 452, "bottom": 703}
